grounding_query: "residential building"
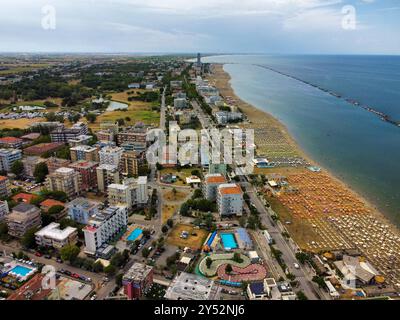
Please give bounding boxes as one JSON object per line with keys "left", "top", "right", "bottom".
{"left": 22, "top": 156, "right": 47, "bottom": 178}
{"left": 95, "top": 129, "right": 114, "bottom": 142}
{"left": 20, "top": 133, "right": 41, "bottom": 142}
{"left": 164, "top": 272, "right": 220, "bottom": 300}
{"left": 208, "top": 163, "right": 227, "bottom": 175}
{"left": 107, "top": 176, "right": 148, "bottom": 209}
{"left": 0, "top": 148, "right": 22, "bottom": 172}
{"left": 217, "top": 183, "right": 243, "bottom": 216}
{"left": 46, "top": 157, "right": 71, "bottom": 173}
{"left": 45, "top": 167, "right": 81, "bottom": 199}
{"left": 96, "top": 164, "right": 120, "bottom": 193}
{"left": 40, "top": 199, "right": 65, "bottom": 212}
{"left": 202, "top": 173, "right": 227, "bottom": 201}
{"left": 70, "top": 145, "right": 99, "bottom": 162}
{"left": 0, "top": 200, "right": 9, "bottom": 221}
{"left": 123, "top": 263, "right": 154, "bottom": 300}
{"left": 6, "top": 203, "right": 42, "bottom": 238}
{"left": 35, "top": 222, "right": 78, "bottom": 249}
{"left": 23, "top": 142, "right": 64, "bottom": 156}
{"left": 67, "top": 198, "right": 99, "bottom": 224}
{"left": 117, "top": 129, "right": 147, "bottom": 147}
{"left": 68, "top": 134, "right": 93, "bottom": 147}
{"left": 99, "top": 146, "right": 124, "bottom": 166}
{"left": 247, "top": 278, "right": 278, "bottom": 300}
{"left": 0, "top": 137, "right": 23, "bottom": 148}
{"left": 69, "top": 160, "right": 99, "bottom": 192}
{"left": 83, "top": 206, "right": 128, "bottom": 255}
{"left": 174, "top": 98, "right": 187, "bottom": 109}
{"left": 50, "top": 122, "right": 88, "bottom": 143}
{"left": 215, "top": 111, "right": 243, "bottom": 125}
{"left": 120, "top": 152, "right": 139, "bottom": 177}
{"left": 0, "top": 175, "right": 11, "bottom": 198}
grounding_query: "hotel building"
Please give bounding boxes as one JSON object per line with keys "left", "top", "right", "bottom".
{"left": 45, "top": 167, "right": 81, "bottom": 199}
{"left": 6, "top": 203, "right": 42, "bottom": 238}
{"left": 217, "top": 183, "right": 243, "bottom": 216}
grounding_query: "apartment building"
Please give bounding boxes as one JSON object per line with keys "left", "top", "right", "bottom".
{"left": 69, "top": 160, "right": 99, "bottom": 192}
{"left": 99, "top": 146, "right": 124, "bottom": 166}
{"left": 6, "top": 203, "right": 42, "bottom": 238}
{"left": 22, "top": 156, "right": 47, "bottom": 178}
{"left": 0, "top": 137, "right": 23, "bottom": 149}
{"left": 217, "top": 183, "right": 243, "bottom": 216}
{"left": 0, "top": 200, "right": 9, "bottom": 221}
{"left": 107, "top": 176, "right": 148, "bottom": 209}
{"left": 202, "top": 173, "right": 227, "bottom": 201}
{"left": 50, "top": 122, "right": 88, "bottom": 143}
{"left": 67, "top": 197, "right": 99, "bottom": 225}
{"left": 120, "top": 151, "right": 139, "bottom": 177}
{"left": 35, "top": 222, "right": 78, "bottom": 249}
{"left": 67, "top": 134, "right": 93, "bottom": 147}
{"left": 46, "top": 157, "right": 71, "bottom": 173}
{"left": 95, "top": 129, "right": 114, "bottom": 143}
{"left": 0, "top": 148, "right": 22, "bottom": 172}
{"left": 0, "top": 175, "right": 11, "bottom": 198}
{"left": 96, "top": 164, "right": 120, "bottom": 193}
{"left": 117, "top": 129, "right": 147, "bottom": 147}
{"left": 45, "top": 167, "right": 81, "bottom": 199}
{"left": 123, "top": 263, "right": 154, "bottom": 300}
{"left": 83, "top": 206, "right": 128, "bottom": 255}
{"left": 70, "top": 145, "right": 99, "bottom": 162}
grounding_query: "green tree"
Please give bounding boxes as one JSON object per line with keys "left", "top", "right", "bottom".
{"left": 206, "top": 257, "right": 213, "bottom": 269}
{"left": 11, "top": 160, "right": 24, "bottom": 178}
{"left": 60, "top": 244, "right": 80, "bottom": 263}
{"left": 167, "top": 218, "right": 174, "bottom": 228}
{"left": 47, "top": 205, "right": 65, "bottom": 216}
{"left": 104, "top": 264, "right": 116, "bottom": 276}
{"left": 93, "top": 261, "right": 104, "bottom": 273}
{"left": 142, "top": 248, "right": 150, "bottom": 258}
{"left": 33, "top": 162, "right": 49, "bottom": 183}
{"left": 161, "top": 225, "right": 168, "bottom": 233}
{"left": 21, "top": 227, "right": 37, "bottom": 249}
{"left": 115, "top": 273, "right": 124, "bottom": 287}
{"left": 225, "top": 264, "right": 233, "bottom": 274}
{"left": 85, "top": 113, "right": 97, "bottom": 123}
{"left": 296, "top": 291, "right": 308, "bottom": 300}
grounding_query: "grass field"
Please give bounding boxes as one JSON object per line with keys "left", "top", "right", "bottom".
{"left": 89, "top": 90, "right": 160, "bottom": 130}
{"left": 166, "top": 224, "right": 209, "bottom": 250}
{"left": 162, "top": 204, "right": 178, "bottom": 224}
{"left": 0, "top": 118, "right": 46, "bottom": 129}
{"left": 0, "top": 63, "right": 50, "bottom": 75}
{"left": 159, "top": 168, "right": 196, "bottom": 186}
{"left": 162, "top": 188, "right": 190, "bottom": 202}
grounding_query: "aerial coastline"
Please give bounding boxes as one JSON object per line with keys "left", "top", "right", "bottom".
{"left": 209, "top": 62, "right": 400, "bottom": 286}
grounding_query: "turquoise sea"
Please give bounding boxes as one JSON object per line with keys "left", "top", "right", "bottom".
{"left": 202, "top": 55, "right": 400, "bottom": 226}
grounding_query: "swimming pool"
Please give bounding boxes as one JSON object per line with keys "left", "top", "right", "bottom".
{"left": 127, "top": 228, "right": 143, "bottom": 241}
{"left": 9, "top": 265, "right": 33, "bottom": 277}
{"left": 220, "top": 233, "right": 238, "bottom": 250}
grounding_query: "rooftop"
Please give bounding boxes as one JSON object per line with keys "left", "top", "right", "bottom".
{"left": 123, "top": 262, "right": 153, "bottom": 283}
{"left": 40, "top": 199, "right": 65, "bottom": 208}
{"left": 35, "top": 222, "right": 77, "bottom": 241}
{"left": 0, "top": 137, "right": 23, "bottom": 143}
{"left": 218, "top": 183, "right": 242, "bottom": 195}
{"left": 205, "top": 173, "right": 226, "bottom": 184}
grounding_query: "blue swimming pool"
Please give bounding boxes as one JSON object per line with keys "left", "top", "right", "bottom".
{"left": 127, "top": 228, "right": 143, "bottom": 241}
{"left": 220, "top": 233, "right": 238, "bottom": 250}
{"left": 10, "top": 265, "right": 33, "bottom": 277}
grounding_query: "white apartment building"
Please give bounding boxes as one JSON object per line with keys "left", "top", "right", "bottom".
{"left": 96, "top": 164, "right": 120, "bottom": 193}
{"left": 35, "top": 222, "right": 78, "bottom": 249}
{"left": 0, "top": 148, "right": 22, "bottom": 172}
{"left": 202, "top": 173, "right": 227, "bottom": 201}
{"left": 83, "top": 206, "right": 128, "bottom": 255}
{"left": 45, "top": 167, "right": 81, "bottom": 199}
{"left": 107, "top": 176, "right": 148, "bottom": 209}
{"left": 99, "top": 146, "right": 124, "bottom": 166}
{"left": 217, "top": 183, "right": 243, "bottom": 216}
{"left": 67, "top": 197, "right": 99, "bottom": 225}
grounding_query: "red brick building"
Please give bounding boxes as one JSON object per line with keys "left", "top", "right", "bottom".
{"left": 24, "top": 142, "right": 65, "bottom": 156}
{"left": 69, "top": 160, "right": 99, "bottom": 192}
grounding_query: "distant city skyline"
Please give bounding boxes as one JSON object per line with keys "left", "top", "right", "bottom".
{"left": 1, "top": 0, "right": 400, "bottom": 54}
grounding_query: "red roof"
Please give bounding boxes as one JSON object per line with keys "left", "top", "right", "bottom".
{"left": 12, "top": 193, "right": 38, "bottom": 203}
{"left": 40, "top": 199, "right": 65, "bottom": 208}
{"left": 7, "top": 274, "right": 54, "bottom": 300}
{"left": 0, "top": 137, "right": 22, "bottom": 143}
{"left": 0, "top": 175, "right": 8, "bottom": 182}
{"left": 219, "top": 185, "right": 242, "bottom": 195}
{"left": 24, "top": 142, "right": 64, "bottom": 155}
{"left": 206, "top": 175, "right": 226, "bottom": 184}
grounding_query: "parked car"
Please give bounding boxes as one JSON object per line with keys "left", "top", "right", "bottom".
{"left": 34, "top": 252, "right": 42, "bottom": 257}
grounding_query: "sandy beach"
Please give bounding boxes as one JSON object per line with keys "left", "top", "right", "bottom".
{"left": 209, "top": 63, "right": 400, "bottom": 287}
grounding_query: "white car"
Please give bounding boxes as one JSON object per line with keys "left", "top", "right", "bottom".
{"left": 294, "top": 263, "right": 300, "bottom": 269}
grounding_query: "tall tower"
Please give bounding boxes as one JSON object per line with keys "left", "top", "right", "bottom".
{"left": 197, "top": 53, "right": 201, "bottom": 67}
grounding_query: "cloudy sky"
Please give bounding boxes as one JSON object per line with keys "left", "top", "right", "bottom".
{"left": 1, "top": 0, "right": 399, "bottom": 54}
